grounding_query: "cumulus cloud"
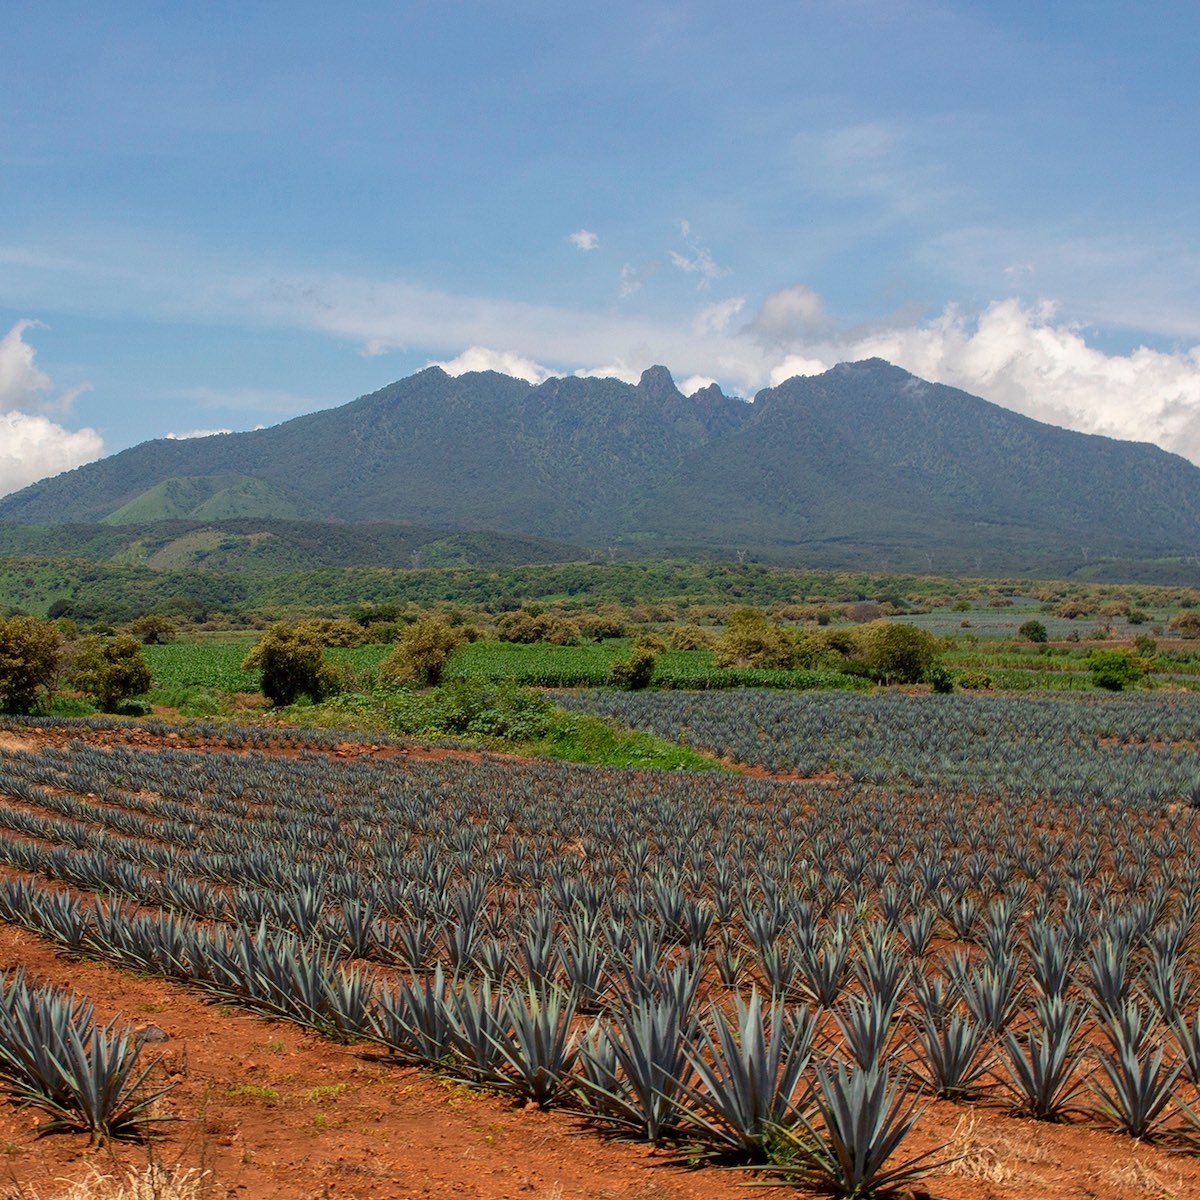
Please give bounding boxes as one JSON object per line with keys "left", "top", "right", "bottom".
{"left": 569, "top": 229, "right": 599, "bottom": 251}
{"left": 844, "top": 298, "right": 1200, "bottom": 461}
{"left": 0, "top": 321, "right": 101, "bottom": 497}
{"left": 768, "top": 355, "right": 830, "bottom": 385}
{"left": 680, "top": 375, "right": 718, "bottom": 396}
{"left": 165, "top": 428, "right": 233, "bottom": 440}
{"left": 574, "top": 362, "right": 641, "bottom": 384}
{"left": 0, "top": 411, "right": 103, "bottom": 496}
{"left": 428, "top": 346, "right": 556, "bottom": 385}
{"left": 749, "top": 285, "right": 831, "bottom": 343}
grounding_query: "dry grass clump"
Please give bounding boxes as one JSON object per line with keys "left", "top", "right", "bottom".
{"left": 20, "top": 1165, "right": 209, "bottom": 1200}
{"left": 944, "top": 1114, "right": 1016, "bottom": 1183}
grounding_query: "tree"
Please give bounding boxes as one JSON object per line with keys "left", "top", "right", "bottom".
{"left": 241, "top": 623, "right": 333, "bottom": 707}
{"left": 378, "top": 618, "right": 466, "bottom": 687}
{"left": 1019, "top": 620, "right": 1049, "bottom": 644}
{"left": 714, "top": 609, "right": 796, "bottom": 669}
{"left": 609, "top": 644, "right": 657, "bottom": 690}
{"left": 126, "top": 615, "right": 177, "bottom": 645}
{"left": 0, "top": 616, "right": 64, "bottom": 713}
{"left": 71, "top": 635, "right": 152, "bottom": 711}
{"left": 859, "top": 621, "right": 939, "bottom": 684}
{"left": 1086, "top": 648, "right": 1144, "bottom": 691}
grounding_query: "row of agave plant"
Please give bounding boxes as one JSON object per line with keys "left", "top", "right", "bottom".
{"left": 9, "top": 873, "right": 1200, "bottom": 1193}
{"left": 561, "top": 689, "right": 1200, "bottom": 801}
{"left": 1, "top": 717, "right": 1200, "bottom": 1183}
{"left": 0, "top": 968, "right": 173, "bottom": 1141}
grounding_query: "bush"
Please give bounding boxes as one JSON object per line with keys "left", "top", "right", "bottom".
{"left": 126, "top": 615, "right": 176, "bottom": 645}
{"left": 1086, "top": 648, "right": 1144, "bottom": 691}
{"left": 668, "top": 623, "right": 715, "bottom": 650}
{"left": 957, "top": 670, "right": 994, "bottom": 690}
{"left": 609, "top": 646, "right": 657, "bottom": 690}
{"left": 1019, "top": 620, "right": 1048, "bottom": 644}
{"left": 714, "top": 610, "right": 796, "bottom": 669}
{"left": 1169, "top": 611, "right": 1200, "bottom": 639}
{"left": 0, "top": 616, "right": 64, "bottom": 714}
{"left": 925, "top": 664, "right": 954, "bottom": 693}
{"left": 378, "top": 618, "right": 466, "bottom": 688}
{"left": 241, "top": 623, "right": 333, "bottom": 707}
{"left": 71, "top": 635, "right": 152, "bottom": 711}
{"left": 495, "top": 611, "right": 581, "bottom": 645}
{"left": 858, "top": 622, "right": 939, "bottom": 685}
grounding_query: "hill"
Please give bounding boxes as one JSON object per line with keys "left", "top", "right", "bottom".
{"left": 3, "top": 359, "right": 1199, "bottom": 577}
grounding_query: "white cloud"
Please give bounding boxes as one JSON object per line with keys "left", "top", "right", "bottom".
{"left": 428, "top": 346, "right": 556, "bottom": 384}
{"left": 618, "top": 263, "right": 644, "bottom": 298}
{"left": 0, "top": 411, "right": 103, "bottom": 496}
{"left": 693, "top": 298, "right": 745, "bottom": 337}
{"left": 0, "top": 321, "right": 101, "bottom": 496}
{"left": 769, "top": 355, "right": 830, "bottom": 385}
{"left": 574, "top": 362, "right": 641, "bottom": 384}
{"left": 569, "top": 229, "right": 598, "bottom": 251}
{"left": 680, "top": 374, "right": 718, "bottom": 395}
{"left": 843, "top": 298, "right": 1200, "bottom": 460}
{"left": 165, "top": 428, "right": 233, "bottom": 440}
{"left": 749, "top": 285, "right": 831, "bottom": 342}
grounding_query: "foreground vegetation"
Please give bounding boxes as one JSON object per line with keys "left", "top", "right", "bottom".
{"left": 2, "top": 711, "right": 1200, "bottom": 1187}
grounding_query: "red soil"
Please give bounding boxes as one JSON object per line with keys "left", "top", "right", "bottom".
{"left": 1, "top": 725, "right": 1199, "bottom": 1198}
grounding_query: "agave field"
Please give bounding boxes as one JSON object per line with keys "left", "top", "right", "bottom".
{"left": 1, "top": 707, "right": 1200, "bottom": 1195}
{"left": 562, "top": 688, "right": 1200, "bottom": 798}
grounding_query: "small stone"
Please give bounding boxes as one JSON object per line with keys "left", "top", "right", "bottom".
{"left": 135, "top": 1023, "right": 170, "bottom": 1044}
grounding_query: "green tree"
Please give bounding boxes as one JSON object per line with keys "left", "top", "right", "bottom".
{"left": 859, "top": 621, "right": 939, "bottom": 684}
{"left": 1086, "top": 648, "right": 1144, "bottom": 691}
{"left": 378, "top": 618, "right": 466, "bottom": 687}
{"left": 0, "top": 616, "right": 64, "bottom": 713}
{"left": 609, "top": 644, "right": 657, "bottom": 690}
{"left": 1019, "top": 619, "right": 1048, "bottom": 643}
{"left": 241, "top": 623, "right": 333, "bottom": 707}
{"left": 71, "top": 634, "right": 152, "bottom": 711}
{"left": 714, "top": 609, "right": 796, "bottom": 668}
{"left": 126, "top": 614, "right": 177, "bottom": 645}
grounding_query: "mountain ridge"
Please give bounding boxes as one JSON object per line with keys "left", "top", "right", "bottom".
{"left": 3, "top": 358, "right": 1198, "bottom": 577}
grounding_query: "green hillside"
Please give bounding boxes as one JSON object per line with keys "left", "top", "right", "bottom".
{"left": 4, "top": 359, "right": 1200, "bottom": 577}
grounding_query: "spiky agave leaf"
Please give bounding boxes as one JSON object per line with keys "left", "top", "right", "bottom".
{"left": 576, "top": 989, "right": 698, "bottom": 1143}
{"left": 676, "top": 990, "right": 814, "bottom": 1156}
{"left": 489, "top": 983, "right": 578, "bottom": 1107}
{"left": 761, "top": 1059, "right": 955, "bottom": 1197}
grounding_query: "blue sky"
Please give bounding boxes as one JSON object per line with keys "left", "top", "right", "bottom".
{"left": 4, "top": 1, "right": 1200, "bottom": 494}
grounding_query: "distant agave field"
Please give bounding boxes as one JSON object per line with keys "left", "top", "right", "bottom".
{"left": 561, "top": 689, "right": 1200, "bottom": 799}
{"left": 1, "top": 711, "right": 1200, "bottom": 1182}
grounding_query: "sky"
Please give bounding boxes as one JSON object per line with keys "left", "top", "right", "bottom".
{"left": 3, "top": 1, "right": 1200, "bottom": 496}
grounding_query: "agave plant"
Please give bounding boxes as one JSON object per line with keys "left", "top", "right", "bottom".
{"left": 489, "top": 983, "right": 579, "bottom": 1108}
{"left": 676, "top": 990, "right": 814, "bottom": 1156}
{"left": 0, "top": 973, "right": 174, "bottom": 1142}
{"left": 577, "top": 990, "right": 697, "bottom": 1143}
{"left": 907, "top": 1011, "right": 994, "bottom": 1101}
{"left": 762, "top": 1059, "right": 955, "bottom": 1198}
{"left": 999, "top": 1000, "right": 1089, "bottom": 1121}
{"left": 1090, "top": 1000, "right": 1181, "bottom": 1139}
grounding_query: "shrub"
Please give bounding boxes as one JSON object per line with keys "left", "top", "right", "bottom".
{"left": 714, "top": 610, "right": 796, "bottom": 669}
{"left": 609, "top": 646, "right": 657, "bottom": 690}
{"left": 241, "top": 623, "right": 333, "bottom": 707}
{"left": 71, "top": 635, "right": 152, "bottom": 711}
{"left": 1019, "top": 620, "right": 1049, "bottom": 644}
{"left": 668, "top": 623, "right": 715, "bottom": 650}
{"left": 859, "top": 622, "right": 939, "bottom": 685}
{"left": 125, "top": 615, "right": 176, "bottom": 645}
{"left": 925, "top": 664, "right": 954, "bottom": 693}
{"left": 957, "top": 670, "right": 994, "bottom": 690}
{"left": 0, "top": 616, "right": 64, "bottom": 714}
{"left": 1169, "top": 611, "right": 1200, "bottom": 639}
{"left": 495, "top": 611, "right": 582, "bottom": 645}
{"left": 378, "top": 618, "right": 466, "bottom": 688}
{"left": 1086, "top": 649, "right": 1144, "bottom": 692}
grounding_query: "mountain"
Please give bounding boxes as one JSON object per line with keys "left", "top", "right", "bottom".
{"left": 4, "top": 359, "right": 1199, "bottom": 577}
